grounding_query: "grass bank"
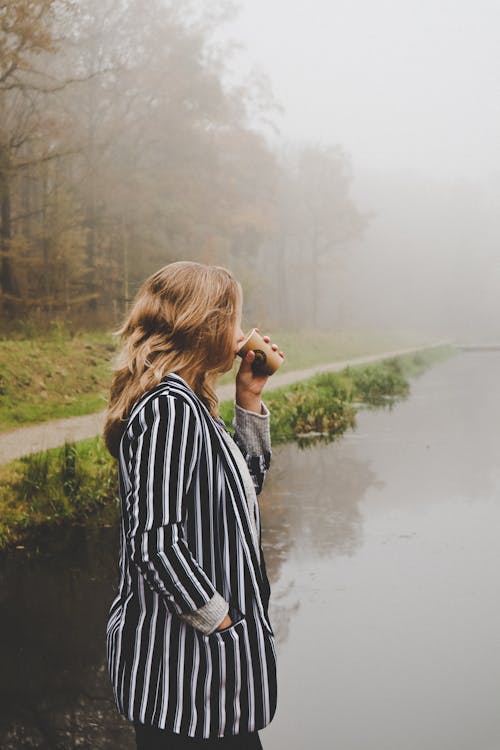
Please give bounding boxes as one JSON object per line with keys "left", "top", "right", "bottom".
{"left": 0, "top": 345, "right": 454, "bottom": 551}
{"left": 0, "top": 325, "right": 434, "bottom": 432}
{"left": 0, "top": 329, "right": 118, "bottom": 432}
{"left": 221, "top": 344, "right": 452, "bottom": 442}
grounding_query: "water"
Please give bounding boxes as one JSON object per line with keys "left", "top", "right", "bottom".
{"left": 1, "top": 352, "right": 499, "bottom": 749}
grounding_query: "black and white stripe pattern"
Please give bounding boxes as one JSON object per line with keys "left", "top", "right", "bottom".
{"left": 106, "top": 373, "right": 277, "bottom": 739}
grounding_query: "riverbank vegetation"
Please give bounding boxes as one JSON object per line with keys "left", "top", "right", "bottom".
{"left": 0, "top": 326, "right": 431, "bottom": 432}
{"left": 0, "top": 345, "right": 454, "bottom": 551}
{"left": 221, "top": 345, "right": 452, "bottom": 442}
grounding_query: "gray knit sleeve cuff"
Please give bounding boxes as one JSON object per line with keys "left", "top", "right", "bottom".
{"left": 233, "top": 401, "right": 271, "bottom": 457}
{"left": 179, "top": 591, "right": 229, "bottom": 635}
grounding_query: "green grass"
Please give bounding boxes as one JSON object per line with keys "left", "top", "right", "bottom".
{"left": 0, "top": 324, "right": 436, "bottom": 432}
{"left": 221, "top": 345, "right": 455, "bottom": 441}
{"left": 0, "top": 345, "right": 455, "bottom": 550}
{"left": 0, "top": 330, "right": 118, "bottom": 432}
{"left": 0, "top": 436, "right": 118, "bottom": 550}
{"left": 220, "top": 370, "right": 357, "bottom": 444}
{"left": 341, "top": 348, "right": 446, "bottom": 406}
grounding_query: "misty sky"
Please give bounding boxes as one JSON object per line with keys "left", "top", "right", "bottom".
{"left": 227, "top": 0, "right": 500, "bottom": 181}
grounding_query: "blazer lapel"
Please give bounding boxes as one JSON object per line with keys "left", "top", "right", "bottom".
{"left": 204, "top": 415, "right": 273, "bottom": 633}
{"left": 163, "top": 374, "right": 273, "bottom": 633}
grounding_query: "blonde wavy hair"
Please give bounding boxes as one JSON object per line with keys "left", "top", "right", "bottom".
{"left": 103, "top": 261, "right": 242, "bottom": 458}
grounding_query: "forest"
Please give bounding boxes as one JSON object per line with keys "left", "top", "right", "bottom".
{"left": 0, "top": 0, "right": 366, "bottom": 331}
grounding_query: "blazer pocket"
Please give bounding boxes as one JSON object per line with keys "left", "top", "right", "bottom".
{"left": 210, "top": 605, "right": 246, "bottom": 637}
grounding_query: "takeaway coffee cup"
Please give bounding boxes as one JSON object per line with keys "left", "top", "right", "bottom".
{"left": 236, "top": 328, "right": 284, "bottom": 376}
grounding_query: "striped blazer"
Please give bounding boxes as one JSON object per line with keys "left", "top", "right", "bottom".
{"left": 106, "top": 372, "right": 277, "bottom": 739}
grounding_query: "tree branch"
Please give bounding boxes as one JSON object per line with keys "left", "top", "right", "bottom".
{"left": 14, "top": 147, "right": 83, "bottom": 171}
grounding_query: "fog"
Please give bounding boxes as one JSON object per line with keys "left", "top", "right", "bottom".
{"left": 224, "top": 0, "right": 500, "bottom": 340}
{"left": 228, "top": 0, "right": 500, "bottom": 181}
{"left": 1, "top": 0, "right": 498, "bottom": 342}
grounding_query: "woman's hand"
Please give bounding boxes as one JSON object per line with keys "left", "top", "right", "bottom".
{"left": 216, "top": 613, "right": 233, "bottom": 631}
{"left": 235, "top": 331, "right": 285, "bottom": 413}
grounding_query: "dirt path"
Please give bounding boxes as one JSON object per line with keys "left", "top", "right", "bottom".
{"left": 0, "top": 342, "right": 450, "bottom": 464}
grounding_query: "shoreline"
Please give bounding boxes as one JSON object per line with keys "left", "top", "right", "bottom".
{"left": 0, "top": 341, "right": 451, "bottom": 465}
{"left": 0, "top": 345, "right": 456, "bottom": 552}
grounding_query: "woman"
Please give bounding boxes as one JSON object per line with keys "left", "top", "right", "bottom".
{"left": 103, "top": 261, "right": 284, "bottom": 749}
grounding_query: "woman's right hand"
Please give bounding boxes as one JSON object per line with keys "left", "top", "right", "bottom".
{"left": 216, "top": 613, "right": 233, "bottom": 631}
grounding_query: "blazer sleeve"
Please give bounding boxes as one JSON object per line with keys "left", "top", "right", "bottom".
{"left": 124, "top": 393, "right": 225, "bottom": 621}
{"left": 232, "top": 401, "right": 272, "bottom": 495}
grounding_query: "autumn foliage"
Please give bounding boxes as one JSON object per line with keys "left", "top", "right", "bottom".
{"left": 0, "top": 0, "right": 365, "bottom": 329}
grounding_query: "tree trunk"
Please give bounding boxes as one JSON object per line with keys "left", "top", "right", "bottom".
{"left": 85, "top": 198, "right": 97, "bottom": 312}
{"left": 0, "top": 161, "right": 19, "bottom": 314}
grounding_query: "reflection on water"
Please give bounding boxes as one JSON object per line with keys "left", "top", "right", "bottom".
{"left": 0, "top": 526, "right": 134, "bottom": 748}
{"left": 259, "top": 442, "right": 380, "bottom": 646}
{"left": 1, "top": 352, "right": 499, "bottom": 749}
{"left": 260, "top": 352, "right": 500, "bottom": 750}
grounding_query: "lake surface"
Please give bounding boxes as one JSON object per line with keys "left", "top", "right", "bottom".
{"left": 1, "top": 351, "right": 499, "bottom": 749}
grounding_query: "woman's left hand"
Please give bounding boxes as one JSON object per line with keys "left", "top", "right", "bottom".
{"left": 235, "top": 331, "right": 285, "bottom": 413}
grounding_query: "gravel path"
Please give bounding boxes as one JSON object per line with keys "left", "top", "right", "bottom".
{"left": 0, "top": 342, "right": 450, "bottom": 464}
